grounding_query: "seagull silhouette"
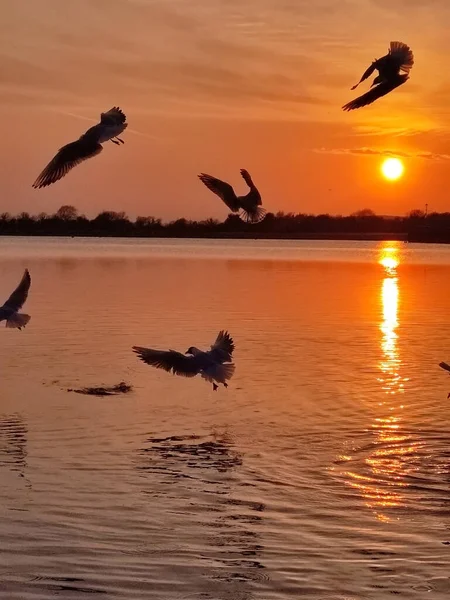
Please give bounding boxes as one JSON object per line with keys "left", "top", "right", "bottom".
{"left": 343, "top": 42, "right": 414, "bottom": 111}
{"left": 0, "top": 269, "right": 31, "bottom": 330}
{"left": 198, "top": 169, "right": 266, "bottom": 223}
{"left": 133, "top": 331, "right": 235, "bottom": 391}
{"left": 32, "top": 107, "right": 127, "bottom": 188}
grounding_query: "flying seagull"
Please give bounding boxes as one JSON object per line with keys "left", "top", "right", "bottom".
{"left": 438, "top": 361, "right": 450, "bottom": 398}
{"left": 32, "top": 107, "right": 127, "bottom": 188}
{"left": 133, "top": 330, "right": 235, "bottom": 391}
{"left": 0, "top": 269, "right": 31, "bottom": 330}
{"left": 342, "top": 42, "right": 414, "bottom": 111}
{"left": 198, "top": 169, "right": 266, "bottom": 223}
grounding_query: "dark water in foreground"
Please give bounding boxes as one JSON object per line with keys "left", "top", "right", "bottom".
{"left": 1, "top": 237, "right": 449, "bottom": 599}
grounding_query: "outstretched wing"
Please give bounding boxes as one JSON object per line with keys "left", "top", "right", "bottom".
{"left": 100, "top": 106, "right": 127, "bottom": 125}
{"left": 439, "top": 362, "right": 450, "bottom": 373}
{"left": 2, "top": 269, "right": 31, "bottom": 311}
{"left": 240, "top": 169, "right": 255, "bottom": 189}
{"left": 198, "top": 174, "right": 240, "bottom": 212}
{"left": 209, "top": 330, "right": 235, "bottom": 362}
{"left": 132, "top": 346, "right": 199, "bottom": 377}
{"left": 351, "top": 62, "right": 377, "bottom": 90}
{"left": 32, "top": 139, "right": 103, "bottom": 188}
{"left": 342, "top": 75, "right": 408, "bottom": 111}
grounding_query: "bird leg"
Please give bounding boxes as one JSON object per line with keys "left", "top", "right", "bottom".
{"left": 116, "top": 137, "right": 125, "bottom": 144}
{"left": 213, "top": 383, "right": 218, "bottom": 391}
{"left": 223, "top": 383, "right": 228, "bottom": 388}
{"left": 110, "top": 139, "right": 120, "bottom": 145}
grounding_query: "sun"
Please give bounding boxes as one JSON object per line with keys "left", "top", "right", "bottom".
{"left": 381, "top": 158, "right": 404, "bottom": 181}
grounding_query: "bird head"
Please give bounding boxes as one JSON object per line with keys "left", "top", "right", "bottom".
{"left": 371, "top": 75, "right": 384, "bottom": 87}
{"left": 186, "top": 346, "right": 201, "bottom": 356}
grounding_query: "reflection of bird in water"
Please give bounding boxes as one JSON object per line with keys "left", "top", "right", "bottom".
{"left": 136, "top": 431, "right": 266, "bottom": 593}
{"left": 198, "top": 169, "right": 266, "bottom": 223}
{"left": 32, "top": 107, "right": 127, "bottom": 188}
{"left": 133, "top": 330, "right": 235, "bottom": 391}
{"left": 0, "top": 269, "right": 31, "bottom": 330}
{"left": 0, "top": 413, "right": 28, "bottom": 478}
{"left": 438, "top": 362, "right": 450, "bottom": 397}
{"left": 139, "top": 432, "right": 242, "bottom": 477}
{"left": 343, "top": 42, "right": 414, "bottom": 111}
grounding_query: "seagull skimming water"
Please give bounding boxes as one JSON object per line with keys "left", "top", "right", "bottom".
{"left": 198, "top": 170, "right": 266, "bottom": 223}
{"left": 32, "top": 107, "right": 127, "bottom": 188}
{"left": 342, "top": 42, "right": 414, "bottom": 111}
{"left": 133, "top": 331, "right": 235, "bottom": 391}
{"left": 0, "top": 269, "right": 31, "bottom": 330}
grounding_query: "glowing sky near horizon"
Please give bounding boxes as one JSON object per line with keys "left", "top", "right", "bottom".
{"left": 0, "top": 0, "right": 449, "bottom": 220}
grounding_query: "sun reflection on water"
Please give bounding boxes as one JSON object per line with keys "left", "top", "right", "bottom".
{"left": 340, "top": 242, "right": 421, "bottom": 521}
{"left": 379, "top": 272, "right": 401, "bottom": 395}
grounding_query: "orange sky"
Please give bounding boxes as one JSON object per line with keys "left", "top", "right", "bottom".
{"left": 0, "top": 0, "right": 449, "bottom": 220}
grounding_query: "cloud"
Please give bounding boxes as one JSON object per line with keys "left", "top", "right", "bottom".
{"left": 352, "top": 126, "right": 438, "bottom": 138}
{"left": 371, "top": 0, "right": 450, "bottom": 10}
{"left": 314, "top": 147, "right": 450, "bottom": 160}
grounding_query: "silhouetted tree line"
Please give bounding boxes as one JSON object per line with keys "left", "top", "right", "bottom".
{"left": 0, "top": 205, "right": 449, "bottom": 241}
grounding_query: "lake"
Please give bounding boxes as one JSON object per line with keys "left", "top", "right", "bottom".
{"left": 1, "top": 237, "right": 449, "bottom": 599}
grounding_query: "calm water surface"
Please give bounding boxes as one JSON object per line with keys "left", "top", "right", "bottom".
{"left": 1, "top": 237, "right": 449, "bottom": 599}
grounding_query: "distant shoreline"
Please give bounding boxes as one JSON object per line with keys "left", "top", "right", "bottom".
{"left": 2, "top": 206, "right": 450, "bottom": 243}
{"left": 0, "top": 231, "right": 410, "bottom": 241}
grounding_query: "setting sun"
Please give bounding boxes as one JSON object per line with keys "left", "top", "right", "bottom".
{"left": 381, "top": 158, "right": 404, "bottom": 181}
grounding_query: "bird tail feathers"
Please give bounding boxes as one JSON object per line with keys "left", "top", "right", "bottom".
{"left": 6, "top": 313, "right": 31, "bottom": 329}
{"left": 221, "top": 362, "right": 235, "bottom": 381}
{"left": 239, "top": 206, "right": 266, "bottom": 224}
{"left": 389, "top": 41, "right": 414, "bottom": 72}
{"left": 202, "top": 362, "right": 235, "bottom": 384}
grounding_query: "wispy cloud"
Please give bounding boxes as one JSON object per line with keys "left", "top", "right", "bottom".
{"left": 314, "top": 147, "right": 450, "bottom": 160}
{"left": 352, "top": 126, "right": 439, "bottom": 138}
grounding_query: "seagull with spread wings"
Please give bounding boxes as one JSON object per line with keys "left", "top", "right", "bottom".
{"left": 32, "top": 107, "right": 127, "bottom": 188}
{"left": 198, "top": 169, "right": 266, "bottom": 223}
{"left": 342, "top": 42, "right": 414, "bottom": 111}
{"left": 133, "top": 330, "right": 235, "bottom": 391}
{"left": 0, "top": 269, "right": 31, "bottom": 330}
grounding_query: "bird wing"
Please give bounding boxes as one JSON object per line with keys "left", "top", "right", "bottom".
{"left": 2, "top": 269, "right": 31, "bottom": 311}
{"left": 350, "top": 62, "right": 377, "bottom": 90}
{"left": 240, "top": 170, "right": 262, "bottom": 205}
{"left": 198, "top": 174, "right": 240, "bottom": 212}
{"left": 342, "top": 75, "right": 408, "bottom": 111}
{"left": 439, "top": 362, "right": 450, "bottom": 373}
{"left": 32, "top": 139, "right": 103, "bottom": 188}
{"left": 240, "top": 169, "right": 254, "bottom": 188}
{"left": 209, "top": 330, "right": 235, "bottom": 362}
{"left": 100, "top": 107, "right": 127, "bottom": 125}
{"left": 132, "top": 346, "right": 200, "bottom": 377}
